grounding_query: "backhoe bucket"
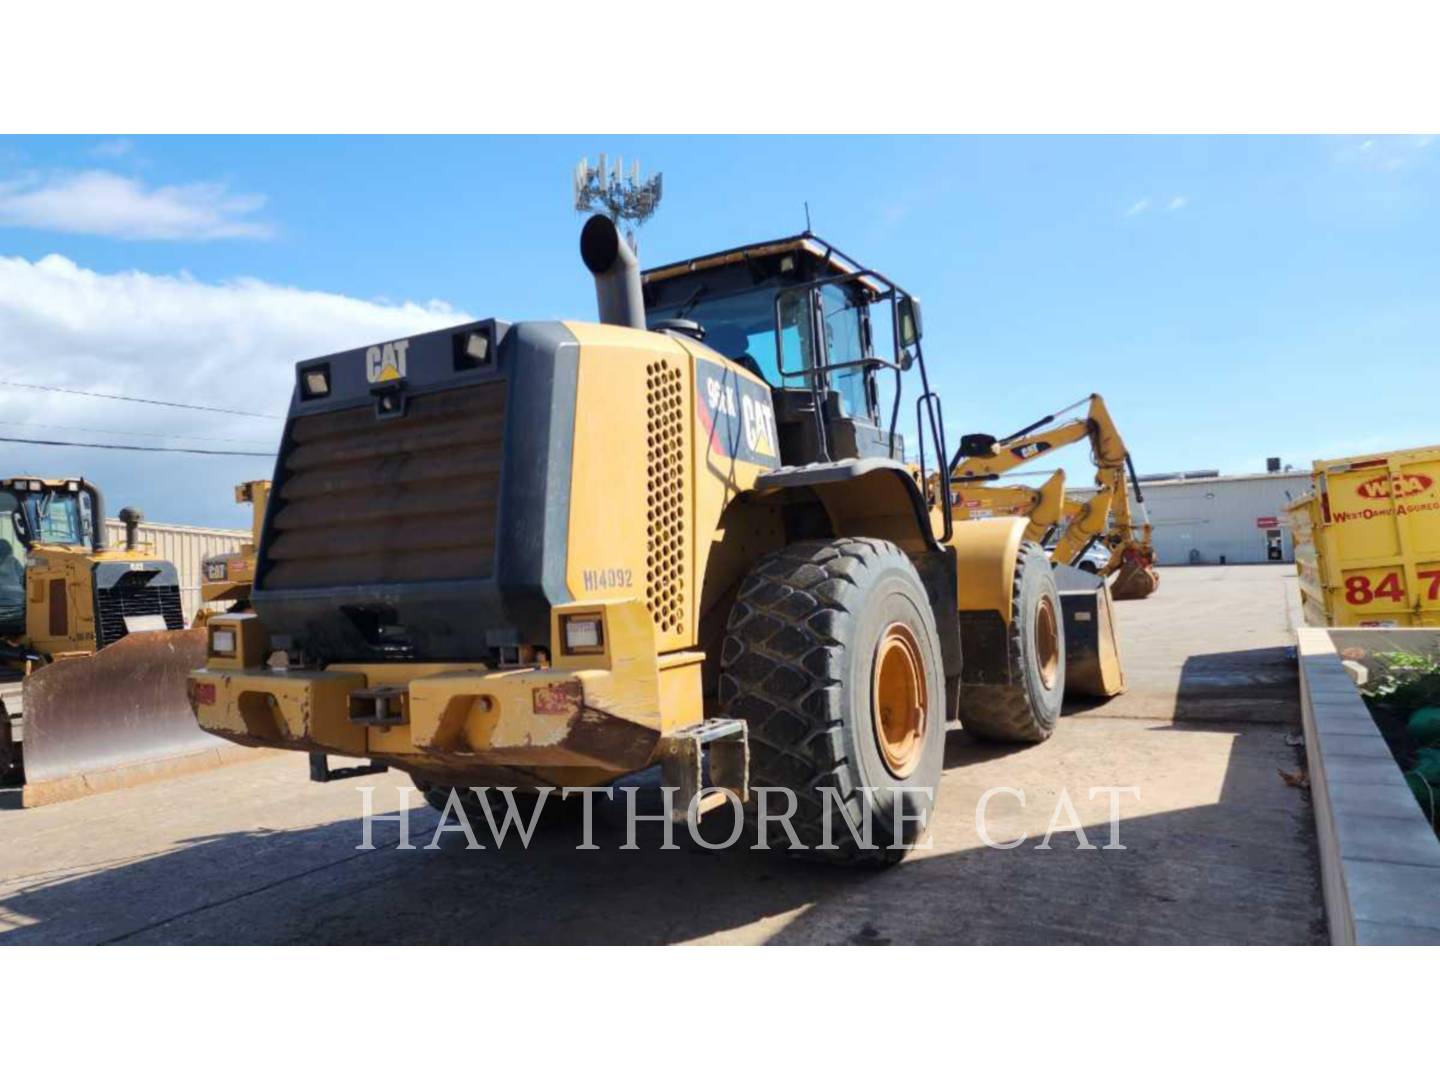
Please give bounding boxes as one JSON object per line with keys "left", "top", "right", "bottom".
{"left": 1054, "top": 565, "right": 1126, "bottom": 699}
{"left": 1111, "top": 560, "right": 1160, "bottom": 601}
{"left": 20, "top": 628, "right": 250, "bottom": 807}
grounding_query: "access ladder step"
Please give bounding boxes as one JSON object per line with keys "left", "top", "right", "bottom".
{"left": 308, "top": 753, "right": 388, "bottom": 783}
{"left": 657, "top": 718, "right": 749, "bottom": 824}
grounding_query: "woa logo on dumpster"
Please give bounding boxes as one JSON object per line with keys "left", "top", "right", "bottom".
{"left": 1355, "top": 473, "right": 1433, "bottom": 500}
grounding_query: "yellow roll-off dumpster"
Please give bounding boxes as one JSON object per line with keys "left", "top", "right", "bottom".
{"left": 1288, "top": 443, "right": 1440, "bottom": 627}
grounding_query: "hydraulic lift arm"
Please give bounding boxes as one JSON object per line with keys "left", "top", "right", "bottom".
{"left": 949, "top": 394, "right": 1159, "bottom": 599}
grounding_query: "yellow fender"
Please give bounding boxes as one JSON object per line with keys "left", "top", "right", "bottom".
{"left": 951, "top": 516, "right": 1028, "bottom": 622}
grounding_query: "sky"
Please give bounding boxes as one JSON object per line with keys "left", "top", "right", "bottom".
{"left": 0, "top": 134, "right": 1436, "bottom": 529}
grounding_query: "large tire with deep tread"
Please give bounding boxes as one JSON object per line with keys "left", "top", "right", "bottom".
{"left": 957, "top": 540, "right": 1064, "bottom": 743}
{"left": 719, "top": 538, "right": 945, "bottom": 866}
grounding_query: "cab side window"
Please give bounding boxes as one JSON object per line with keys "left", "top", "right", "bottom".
{"left": 819, "top": 284, "right": 871, "bottom": 419}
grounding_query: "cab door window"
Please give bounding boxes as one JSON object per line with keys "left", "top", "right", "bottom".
{"left": 775, "top": 290, "right": 816, "bottom": 389}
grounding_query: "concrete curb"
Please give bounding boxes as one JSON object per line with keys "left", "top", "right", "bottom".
{"left": 1297, "top": 628, "right": 1440, "bottom": 945}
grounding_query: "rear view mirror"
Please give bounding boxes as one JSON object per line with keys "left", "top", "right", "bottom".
{"left": 899, "top": 295, "right": 923, "bottom": 347}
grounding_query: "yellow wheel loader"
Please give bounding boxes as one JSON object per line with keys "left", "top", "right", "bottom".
{"left": 189, "top": 216, "right": 1124, "bottom": 863}
{"left": 1, "top": 476, "right": 216, "bottom": 806}
{"left": 193, "top": 480, "right": 270, "bottom": 625}
{"left": 950, "top": 394, "right": 1161, "bottom": 601}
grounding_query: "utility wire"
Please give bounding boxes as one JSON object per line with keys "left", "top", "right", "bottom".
{"left": 0, "top": 378, "right": 285, "bottom": 419}
{"left": 0, "top": 419, "right": 276, "bottom": 448}
{"left": 0, "top": 435, "right": 275, "bottom": 458}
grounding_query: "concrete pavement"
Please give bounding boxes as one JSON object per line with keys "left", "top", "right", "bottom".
{"left": 0, "top": 564, "right": 1324, "bottom": 945}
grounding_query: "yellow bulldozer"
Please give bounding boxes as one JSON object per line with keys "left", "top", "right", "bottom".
{"left": 950, "top": 394, "right": 1161, "bottom": 601}
{"left": 189, "top": 216, "right": 1128, "bottom": 863}
{"left": 193, "top": 480, "right": 269, "bottom": 624}
{"left": 1, "top": 476, "right": 218, "bottom": 805}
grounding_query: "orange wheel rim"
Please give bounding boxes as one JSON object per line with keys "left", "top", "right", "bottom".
{"left": 872, "top": 622, "right": 928, "bottom": 778}
{"left": 1035, "top": 593, "right": 1060, "bottom": 691}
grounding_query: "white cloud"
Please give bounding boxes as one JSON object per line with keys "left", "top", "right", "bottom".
{"left": 0, "top": 170, "right": 271, "bottom": 240}
{"left": 1124, "top": 195, "right": 1188, "bottom": 218}
{"left": 1335, "top": 134, "right": 1435, "bottom": 173}
{"left": 0, "top": 254, "right": 469, "bottom": 524}
{"left": 90, "top": 138, "right": 135, "bottom": 159}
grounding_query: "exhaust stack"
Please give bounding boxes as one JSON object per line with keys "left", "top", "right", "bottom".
{"left": 579, "top": 214, "right": 646, "bottom": 330}
{"left": 118, "top": 506, "right": 144, "bottom": 552}
{"left": 80, "top": 480, "right": 106, "bottom": 552}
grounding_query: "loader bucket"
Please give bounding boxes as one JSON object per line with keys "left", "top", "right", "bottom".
{"left": 1111, "top": 558, "right": 1160, "bottom": 601}
{"left": 20, "top": 628, "right": 250, "bottom": 807}
{"left": 1054, "top": 565, "right": 1126, "bottom": 699}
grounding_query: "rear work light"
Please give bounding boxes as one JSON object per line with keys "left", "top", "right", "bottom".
{"left": 464, "top": 332, "right": 489, "bottom": 364}
{"left": 210, "top": 628, "right": 237, "bottom": 657}
{"left": 452, "top": 324, "right": 495, "bottom": 371}
{"left": 561, "top": 614, "right": 604, "bottom": 655}
{"left": 300, "top": 364, "right": 331, "bottom": 399}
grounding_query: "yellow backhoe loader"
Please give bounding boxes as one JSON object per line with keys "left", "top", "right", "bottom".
{"left": 189, "top": 216, "right": 1129, "bottom": 864}
{"left": 950, "top": 394, "right": 1161, "bottom": 601}
{"left": 1, "top": 476, "right": 222, "bottom": 806}
{"left": 193, "top": 480, "right": 270, "bottom": 624}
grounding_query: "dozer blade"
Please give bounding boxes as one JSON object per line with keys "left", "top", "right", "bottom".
{"left": 1111, "top": 560, "right": 1160, "bottom": 601}
{"left": 1054, "top": 565, "right": 1126, "bottom": 699}
{"left": 20, "top": 628, "right": 251, "bottom": 807}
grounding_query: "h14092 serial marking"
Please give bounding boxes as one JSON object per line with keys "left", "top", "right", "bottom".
{"left": 583, "top": 567, "right": 634, "bottom": 591}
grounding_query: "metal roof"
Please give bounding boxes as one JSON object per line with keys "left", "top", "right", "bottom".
{"left": 642, "top": 233, "right": 888, "bottom": 296}
{"left": 1070, "top": 470, "right": 1309, "bottom": 497}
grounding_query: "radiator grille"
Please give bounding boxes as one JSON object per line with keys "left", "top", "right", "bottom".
{"left": 95, "top": 575, "right": 185, "bottom": 648}
{"left": 263, "top": 383, "right": 506, "bottom": 590}
{"left": 645, "top": 360, "right": 684, "bottom": 631}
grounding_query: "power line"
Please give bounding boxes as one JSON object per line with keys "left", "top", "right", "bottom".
{"left": 0, "top": 435, "right": 275, "bottom": 458}
{"left": 0, "top": 420, "right": 276, "bottom": 447}
{"left": 0, "top": 378, "right": 285, "bottom": 419}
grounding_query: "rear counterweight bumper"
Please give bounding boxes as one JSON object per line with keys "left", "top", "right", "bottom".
{"left": 188, "top": 600, "right": 703, "bottom": 779}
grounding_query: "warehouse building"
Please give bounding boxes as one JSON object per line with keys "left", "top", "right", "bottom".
{"left": 1074, "top": 465, "right": 1310, "bottom": 566}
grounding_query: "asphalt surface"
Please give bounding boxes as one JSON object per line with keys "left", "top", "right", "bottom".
{"left": 0, "top": 564, "right": 1324, "bottom": 945}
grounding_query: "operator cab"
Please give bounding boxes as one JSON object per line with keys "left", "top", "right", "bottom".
{"left": 1, "top": 477, "right": 95, "bottom": 552}
{"left": 0, "top": 477, "right": 97, "bottom": 637}
{"left": 643, "top": 234, "right": 926, "bottom": 468}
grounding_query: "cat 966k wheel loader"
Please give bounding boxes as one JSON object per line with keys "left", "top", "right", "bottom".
{"left": 2, "top": 477, "right": 219, "bottom": 806}
{"left": 189, "top": 215, "right": 1125, "bottom": 863}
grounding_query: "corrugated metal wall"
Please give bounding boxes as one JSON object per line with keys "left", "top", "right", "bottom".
{"left": 1141, "top": 474, "right": 1307, "bottom": 565}
{"left": 1075, "top": 473, "right": 1308, "bottom": 565}
{"left": 103, "top": 518, "right": 250, "bottom": 624}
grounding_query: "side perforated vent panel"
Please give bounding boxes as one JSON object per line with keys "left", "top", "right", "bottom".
{"left": 645, "top": 360, "right": 684, "bottom": 631}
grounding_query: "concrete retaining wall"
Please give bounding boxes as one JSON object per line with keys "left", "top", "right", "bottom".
{"left": 1297, "top": 627, "right": 1440, "bottom": 944}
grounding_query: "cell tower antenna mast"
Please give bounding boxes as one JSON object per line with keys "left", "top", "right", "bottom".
{"left": 573, "top": 154, "right": 663, "bottom": 254}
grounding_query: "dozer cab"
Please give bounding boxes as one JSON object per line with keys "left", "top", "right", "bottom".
{"left": 189, "top": 216, "right": 1119, "bottom": 863}
{"left": 1, "top": 477, "right": 221, "bottom": 805}
{"left": 193, "top": 480, "right": 269, "bottom": 625}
